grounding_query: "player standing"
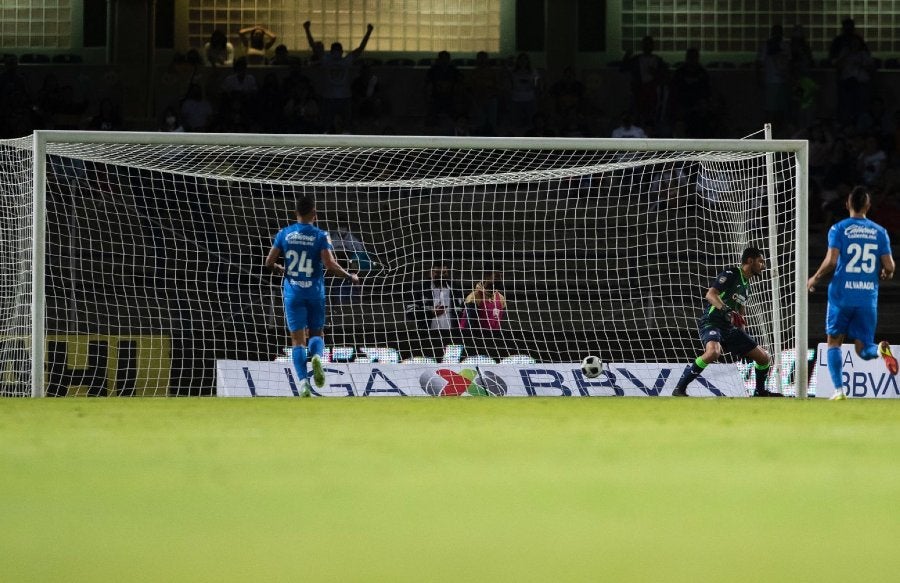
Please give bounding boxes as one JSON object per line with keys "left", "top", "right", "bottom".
{"left": 265, "top": 195, "right": 359, "bottom": 395}
{"left": 807, "top": 186, "right": 897, "bottom": 400}
{"left": 673, "top": 247, "right": 782, "bottom": 397}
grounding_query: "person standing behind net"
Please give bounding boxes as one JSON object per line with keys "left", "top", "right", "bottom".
{"left": 807, "top": 186, "right": 897, "bottom": 400}
{"left": 265, "top": 195, "right": 359, "bottom": 396}
{"left": 673, "top": 248, "right": 781, "bottom": 397}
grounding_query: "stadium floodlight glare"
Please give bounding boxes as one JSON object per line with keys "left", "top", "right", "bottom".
{"left": 0, "top": 130, "right": 807, "bottom": 397}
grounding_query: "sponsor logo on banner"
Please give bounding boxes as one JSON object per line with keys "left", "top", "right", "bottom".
{"left": 217, "top": 361, "right": 748, "bottom": 397}
{"left": 0, "top": 335, "right": 171, "bottom": 396}
{"left": 814, "top": 343, "right": 900, "bottom": 398}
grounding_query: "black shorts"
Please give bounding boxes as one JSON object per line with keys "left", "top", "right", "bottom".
{"left": 699, "top": 325, "right": 758, "bottom": 357}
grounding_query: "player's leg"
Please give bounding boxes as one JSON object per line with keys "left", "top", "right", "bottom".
{"left": 284, "top": 294, "right": 311, "bottom": 396}
{"left": 825, "top": 303, "right": 852, "bottom": 399}
{"left": 307, "top": 299, "right": 327, "bottom": 389}
{"left": 743, "top": 345, "right": 779, "bottom": 397}
{"left": 724, "top": 327, "right": 780, "bottom": 397}
{"left": 847, "top": 305, "right": 898, "bottom": 375}
{"left": 674, "top": 328, "right": 723, "bottom": 396}
{"left": 879, "top": 341, "right": 898, "bottom": 375}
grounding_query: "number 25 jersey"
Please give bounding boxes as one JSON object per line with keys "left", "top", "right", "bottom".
{"left": 827, "top": 217, "right": 891, "bottom": 308}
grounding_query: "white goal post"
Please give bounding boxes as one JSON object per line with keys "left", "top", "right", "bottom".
{"left": 0, "top": 130, "right": 808, "bottom": 397}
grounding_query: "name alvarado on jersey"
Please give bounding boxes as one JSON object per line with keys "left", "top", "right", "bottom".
{"left": 843, "top": 224, "right": 878, "bottom": 290}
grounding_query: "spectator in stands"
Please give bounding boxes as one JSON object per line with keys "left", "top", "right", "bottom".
{"left": 87, "top": 98, "right": 123, "bottom": 131}
{"left": 159, "top": 105, "right": 185, "bottom": 132}
{"left": 282, "top": 77, "right": 320, "bottom": 133}
{"left": 789, "top": 24, "right": 815, "bottom": 76}
{"left": 180, "top": 83, "right": 214, "bottom": 131}
{"left": 549, "top": 66, "right": 585, "bottom": 124}
{"left": 204, "top": 29, "right": 234, "bottom": 67}
{"left": 270, "top": 44, "right": 299, "bottom": 67}
{"left": 828, "top": 18, "right": 866, "bottom": 67}
{"left": 857, "top": 133, "right": 887, "bottom": 186}
{"left": 788, "top": 27, "right": 819, "bottom": 128}
{"left": 524, "top": 111, "right": 557, "bottom": 137}
{"left": 220, "top": 57, "right": 258, "bottom": 97}
{"left": 668, "top": 47, "right": 711, "bottom": 137}
{"left": 611, "top": 111, "right": 647, "bottom": 138}
{"left": 830, "top": 20, "right": 875, "bottom": 125}
{"left": 425, "top": 51, "right": 462, "bottom": 128}
{"left": 304, "top": 20, "right": 374, "bottom": 132}
{"left": 508, "top": 52, "right": 542, "bottom": 134}
{"left": 467, "top": 51, "right": 501, "bottom": 135}
{"left": 352, "top": 63, "right": 386, "bottom": 129}
{"left": 239, "top": 25, "right": 277, "bottom": 65}
{"left": 621, "top": 36, "right": 668, "bottom": 129}
{"left": 302, "top": 22, "right": 326, "bottom": 64}
{"left": 756, "top": 24, "right": 791, "bottom": 129}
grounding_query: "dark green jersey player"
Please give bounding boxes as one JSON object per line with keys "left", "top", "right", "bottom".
{"left": 673, "top": 247, "right": 783, "bottom": 397}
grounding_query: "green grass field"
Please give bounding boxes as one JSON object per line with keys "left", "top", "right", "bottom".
{"left": 2, "top": 398, "right": 899, "bottom": 582}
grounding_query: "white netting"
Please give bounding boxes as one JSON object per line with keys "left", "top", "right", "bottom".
{"left": 0, "top": 137, "right": 33, "bottom": 396}
{"left": 0, "top": 134, "right": 802, "bottom": 396}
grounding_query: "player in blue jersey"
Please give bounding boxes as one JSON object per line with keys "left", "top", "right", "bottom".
{"left": 807, "top": 186, "right": 897, "bottom": 400}
{"left": 673, "top": 247, "right": 782, "bottom": 397}
{"left": 265, "top": 195, "right": 359, "bottom": 395}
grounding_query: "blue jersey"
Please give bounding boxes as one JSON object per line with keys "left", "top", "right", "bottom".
{"left": 827, "top": 217, "right": 892, "bottom": 308}
{"left": 273, "top": 222, "right": 333, "bottom": 300}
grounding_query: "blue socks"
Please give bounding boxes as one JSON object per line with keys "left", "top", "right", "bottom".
{"left": 827, "top": 346, "right": 843, "bottom": 392}
{"left": 292, "top": 345, "right": 308, "bottom": 381}
{"left": 859, "top": 343, "right": 878, "bottom": 360}
{"left": 308, "top": 336, "right": 325, "bottom": 359}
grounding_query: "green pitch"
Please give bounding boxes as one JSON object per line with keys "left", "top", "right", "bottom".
{"left": 2, "top": 398, "right": 899, "bottom": 582}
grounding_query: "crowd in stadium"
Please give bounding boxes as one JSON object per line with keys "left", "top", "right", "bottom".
{"left": 2, "top": 18, "right": 900, "bottom": 237}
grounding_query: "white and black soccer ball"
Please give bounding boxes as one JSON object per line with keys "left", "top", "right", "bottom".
{"left": 581, "top": 355, "right": 603, "bottom": 379}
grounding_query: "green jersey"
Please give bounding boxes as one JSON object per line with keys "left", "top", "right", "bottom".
{"left": 699, "top": 266, "right": 750, "bottom": 329}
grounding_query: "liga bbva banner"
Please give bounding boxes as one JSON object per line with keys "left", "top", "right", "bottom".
{"left": 813, "top": 343, "right": 900, "bottom": 399}
{"left": 216, "top": 360, "right": 748, "bottom": 397}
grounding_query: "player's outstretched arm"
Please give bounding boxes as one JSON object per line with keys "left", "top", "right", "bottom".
{"left": 264, "top": 246, "right": 285, "bottom": 275}
{"left": 321, "top": 249, "right": 360, "bottom": 284}
{"left": 352, "top": 24, "right": 374, "bottom": 57}
{"left": 303, "top": 21, "right": 316, "bottom": 50}
{"left": 807, "top": 247, "right": 839, "bottom": 292}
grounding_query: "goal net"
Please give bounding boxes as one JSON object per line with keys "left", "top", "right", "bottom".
{"left": 0, "top": 132, "right": 808, "bottom": 397}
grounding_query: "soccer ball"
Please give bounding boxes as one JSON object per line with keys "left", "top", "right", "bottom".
{"left": 581, "top": 355, "right": 603, "bottom": 379}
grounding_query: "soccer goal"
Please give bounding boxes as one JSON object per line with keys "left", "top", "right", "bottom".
{"left": 0, "top": 130, "right": 808, "bottom": 397}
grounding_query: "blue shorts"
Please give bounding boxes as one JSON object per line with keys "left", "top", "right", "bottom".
{"left": 826, "top": 303, "right": 877, "bottom": 344}
{"left": 699, "top": 325, "right": 758, "bottom": 357}
{"left": 284, "top": 294, "right": 326, "bottom": 333}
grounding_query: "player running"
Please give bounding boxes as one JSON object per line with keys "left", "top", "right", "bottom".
{"left": 674, "top": 247, "right": 781, "bottom": 397}
{"left": 807, "top": 186, "right": 897, "bottom": 400}
{"left": 265, "top": 195, "right": 359, "bottom": 396}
